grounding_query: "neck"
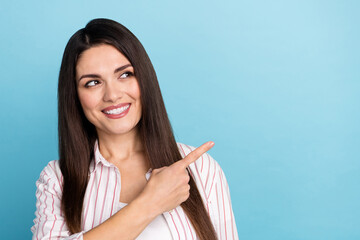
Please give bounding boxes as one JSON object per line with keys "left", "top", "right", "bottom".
{"left": 97, "top": 127, "right": 145, "bottom": 165}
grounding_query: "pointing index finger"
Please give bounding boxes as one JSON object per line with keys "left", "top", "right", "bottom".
{"left": 180, "top": 141, "right": 214, "bottom": 168}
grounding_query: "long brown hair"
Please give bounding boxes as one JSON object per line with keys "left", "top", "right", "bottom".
{"left": 58, "top": 18, "right": 217, "bottom": 239}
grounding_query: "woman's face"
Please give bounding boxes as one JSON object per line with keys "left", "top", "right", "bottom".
{"left": 76, "top": 44, "right": 142, "bottom": 137}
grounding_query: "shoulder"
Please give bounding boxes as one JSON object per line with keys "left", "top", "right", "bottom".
{"left": 39, "top": 160, "right": 62, "bottom": 179}
{"left": 36, "top": 160, "right": 63, "bottom": 193}
{"left": 176, "top": 142, "right": 222, "bottom": 199}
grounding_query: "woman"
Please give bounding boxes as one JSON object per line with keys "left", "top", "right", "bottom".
{"left": 31, "top": 18, "right": 238, "bottom": 240}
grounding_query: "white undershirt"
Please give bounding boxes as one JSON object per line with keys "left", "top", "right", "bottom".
{"left": 118, "top": 202, "right": 173, "bottom": 240}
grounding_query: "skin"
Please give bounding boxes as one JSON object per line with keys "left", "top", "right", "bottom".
{"left": 77, "top": 44, "right": 148, "bottom": 202}
{"left": 76, "top": 45, "right": 142, "bottom": 139}
{"left": 76, "top": 44, "right": 214, "bottom": 240}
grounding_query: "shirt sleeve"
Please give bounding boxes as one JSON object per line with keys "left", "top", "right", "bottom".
{"left": 209, "top": 157, "right": 239, "bottom": 240}
{"left": 31, "top": 162, "right": 85, "bottom": 240}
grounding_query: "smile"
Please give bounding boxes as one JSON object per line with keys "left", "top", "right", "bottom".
{"left": 104, "top": 104, "right": 130, "bottom": 114}
{"left": 102, "top": 103, "right": 131, "bottom": 119}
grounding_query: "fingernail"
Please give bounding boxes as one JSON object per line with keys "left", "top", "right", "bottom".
{"left": 209, "top": 141, "right": 214, "bottom": 146}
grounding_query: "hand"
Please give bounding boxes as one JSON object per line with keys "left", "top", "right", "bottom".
{"left": 139, "top": 141, "right": 215, "bottom": 216}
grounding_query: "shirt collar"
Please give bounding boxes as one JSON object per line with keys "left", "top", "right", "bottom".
{"left": 89, "top": 139, "right": 113, "bottom": 174}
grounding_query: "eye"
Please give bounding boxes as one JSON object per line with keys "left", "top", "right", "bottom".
{"left": 120, "top": 71, "right": 134, "bottom": 79}
{"left": 85, "top": 80, "right": 100, "bottom": 87}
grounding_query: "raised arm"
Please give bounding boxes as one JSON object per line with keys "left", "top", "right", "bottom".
{"left": 32, "top": 141, "right": 215, "bottom": 240}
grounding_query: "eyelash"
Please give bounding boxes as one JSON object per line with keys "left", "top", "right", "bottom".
{"left": 84, "top": 71, "right": 134, "bottom": 88}
{"left": 85, "top": 80, "right": 100, "bottom": 88}
{"left": 120, "top": 71, "right": 134, "bottom": 78}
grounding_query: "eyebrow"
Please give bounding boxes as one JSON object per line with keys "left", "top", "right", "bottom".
{"left": 78, "top": 64, "right": 132, "bottom": 82}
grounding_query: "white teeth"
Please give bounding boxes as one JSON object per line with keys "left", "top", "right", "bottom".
{"left": 104, "top": 105, "right": 130, "bottom": 115}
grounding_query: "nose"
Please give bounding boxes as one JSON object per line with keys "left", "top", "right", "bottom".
{"left": 103, "top": 81, "right": 123, "bottom": 102}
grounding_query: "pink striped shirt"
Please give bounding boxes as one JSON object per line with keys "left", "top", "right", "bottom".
{"left": 31, "top": 142, "right": 239, "bottom": 240}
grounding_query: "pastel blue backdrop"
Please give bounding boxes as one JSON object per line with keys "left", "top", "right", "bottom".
{"left": 0, "top": 0, "right": 359, "bottom": 239}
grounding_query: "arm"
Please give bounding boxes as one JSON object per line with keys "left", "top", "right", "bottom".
{"left": 33, "top": 142, "right": 213, "bottom": 240}
{"left": 85, "top": 141, "right": 217, "bottom": 239}
{"left": 32, "top": 167, "right": 84, "bottom": 240}
{"left": 82, "top": 195, "right": 156, "bottom": 240}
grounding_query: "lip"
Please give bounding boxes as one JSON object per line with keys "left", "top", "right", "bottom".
{"left": 102, "top": 103, "right": 131, "bottom": 119}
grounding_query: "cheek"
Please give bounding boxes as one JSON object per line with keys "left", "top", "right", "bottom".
{"left": 129, "top": 81, "right": 141, "bottom": 100}
{"left": 129, "top": 81, "right": 142, "bottom": 114}
{"left": 78, "top": 90, "right": 99, "bottom": 113}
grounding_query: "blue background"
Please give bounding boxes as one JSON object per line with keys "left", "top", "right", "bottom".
{"left": 0, "top": 0, "right": 359, "bottom": 239}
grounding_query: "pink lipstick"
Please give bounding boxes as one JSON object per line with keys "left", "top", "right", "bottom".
{"left": 102, "top": 103, "right": 131, "bottom": 119}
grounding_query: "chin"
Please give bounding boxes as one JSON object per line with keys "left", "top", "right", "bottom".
{"left": 104, "top": 125, "right": 138, "bottom": 136}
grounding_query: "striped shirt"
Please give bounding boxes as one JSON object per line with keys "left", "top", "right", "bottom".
{"left": 31, "top": 142, "right": 239, "bottom": 240}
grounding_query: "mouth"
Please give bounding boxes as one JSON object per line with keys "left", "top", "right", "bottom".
{"left": 102, "top": 103, "right": 131, "bottom": 118}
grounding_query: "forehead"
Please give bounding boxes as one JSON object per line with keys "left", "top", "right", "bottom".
{"left": 76, "top": 44, "right": 131, "bottom": 75}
